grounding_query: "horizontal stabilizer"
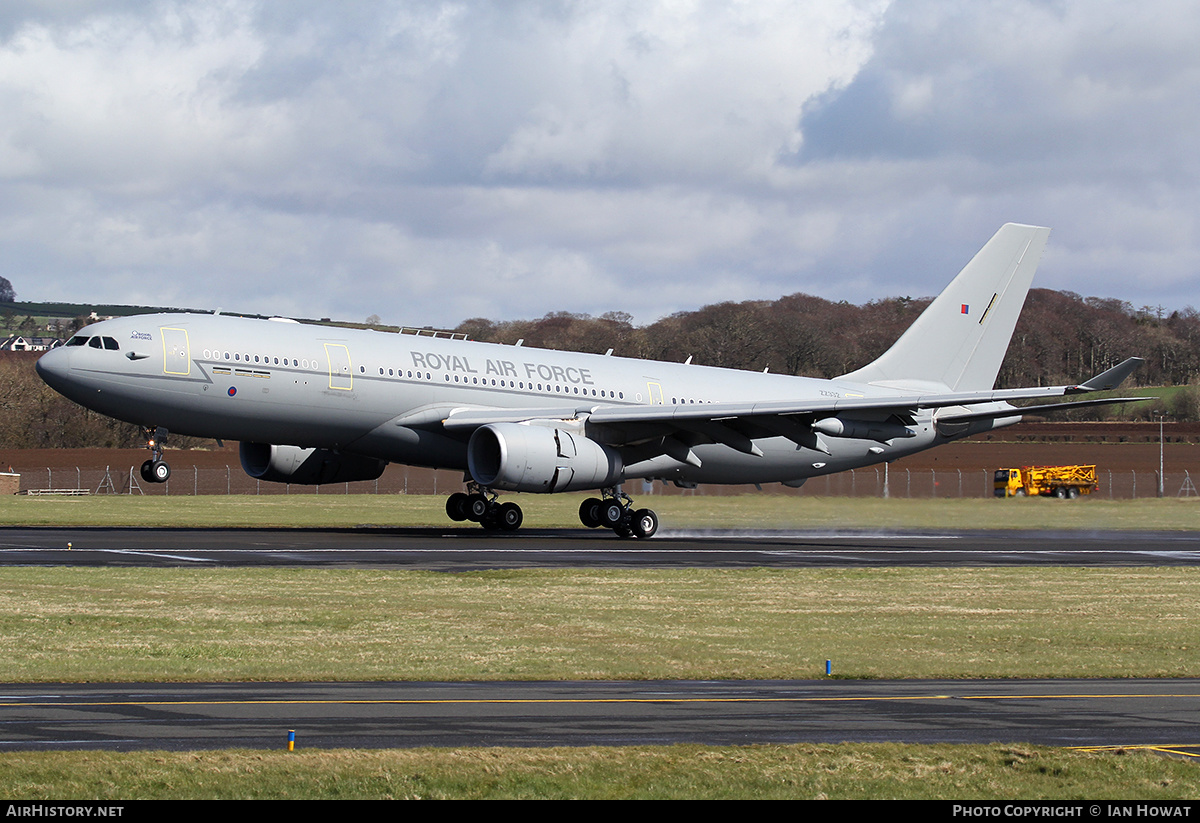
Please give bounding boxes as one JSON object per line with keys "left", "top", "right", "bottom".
{"left": 1070, "top": 357, "right": 1145, "bottom": 392}
{"left": 937, "top": 395, "right": 1154, "bottom": 426}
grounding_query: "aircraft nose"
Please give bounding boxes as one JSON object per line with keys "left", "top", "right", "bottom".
{"left": 35, "top": 346, "right": 72, "bottom": 391}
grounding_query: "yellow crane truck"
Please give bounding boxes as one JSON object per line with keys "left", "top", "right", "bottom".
{"left": 994, "top": 465, "right": 1098, "bottom": 499}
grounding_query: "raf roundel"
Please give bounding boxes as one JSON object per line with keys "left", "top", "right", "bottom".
{"left": 227, "top": 387, "right": 237, "bottom": 397}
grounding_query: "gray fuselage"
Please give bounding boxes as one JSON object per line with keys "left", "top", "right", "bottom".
{"left": 35, "top": 312, "right": 990, "bottom": 488}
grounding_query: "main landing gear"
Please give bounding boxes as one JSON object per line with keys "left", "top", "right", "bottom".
{"left": 139, "top": 426, "right": 171, "bottom": 484}
{"left": 445, "top": 484, "right": 524, "bottom": 532}
{"left": 443, "top": 485, "right": 659, "bottom": 538}
{"left": 578, "top": 490, "right": 659, "bottom": 539}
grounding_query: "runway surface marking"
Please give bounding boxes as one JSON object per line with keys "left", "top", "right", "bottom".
{"left": 1070, "top": 744, "right": 1200, "bottom": 760}
{"left": 96, "top": 549, "right": 219, "bottom": 562}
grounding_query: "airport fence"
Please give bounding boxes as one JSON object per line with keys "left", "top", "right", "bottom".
{"left": 8, "top": 464, "right": 1200, "bottom": 500}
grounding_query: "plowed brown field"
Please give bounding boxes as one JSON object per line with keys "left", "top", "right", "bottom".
{"left": 3, "top": 422, "right": 1198, "bottom": 499}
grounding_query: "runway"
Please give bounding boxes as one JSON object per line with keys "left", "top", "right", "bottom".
{"left": 3, "top": 679, "right": 1199, "bottom": 754}
{"left": 4, "top": 525, "right": 1198, "bottom": 755}
{"left": 2, "top": 525, "right": 1199, "bottom": 568}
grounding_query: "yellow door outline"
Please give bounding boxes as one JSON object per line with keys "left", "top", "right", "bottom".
{"left": 161, "top": 328, "right": 190, "bottom": 376}
{"left": 325, "top": 343, "right": 353, "bottom": 390}
{"left": 646, "top": 381, "right": 664, "bottom": 404}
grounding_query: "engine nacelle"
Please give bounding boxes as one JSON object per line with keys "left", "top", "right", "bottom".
{"left": 467, "top": 422, "right": 623, "bottom": 493}
{"left": 239, "top": 442, "right": 387, "bottom": 485}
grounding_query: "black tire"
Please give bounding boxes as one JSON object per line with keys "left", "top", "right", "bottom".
{"left": 579, "top": 497, "right": 603, "bottom": 528}
{"left": 1067, "top": 487, "right": 1079, "bottom": 499}
{"left": 599, "top": 500, "right": 625, "bottom": 529}
{"left": 446, "top": 492, "right": 469, "bottom": 521}
{"left": 498, "top": 502, "right": 523, "bottom": 531}
{"left": 140, "top": 460, "right": 155, "bottom": 483}
{"left": 1053, "top": 487, "right": 1067, "bottom": 499}
{"left": 466, "top": 494, "right": 489, "bottom": 521}
{"left": 631, "top": 508, "right": 659, "bottom": 539}
{"left": 151, "top": 460, "right": 170, "bottom": 483}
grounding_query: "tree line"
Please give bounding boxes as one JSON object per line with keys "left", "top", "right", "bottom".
{"left": 452, "top": 288, "right": 1200, "bottom": 419}
{"left": 1, "top": 287, "right": 1196, "bottom": 451}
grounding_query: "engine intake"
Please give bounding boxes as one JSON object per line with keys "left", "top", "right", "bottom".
{"left": 467, "top": 422, "right": 622, "bottom": 492}
{"left": 240, "top": 442, "right": 386, "bottom": 485}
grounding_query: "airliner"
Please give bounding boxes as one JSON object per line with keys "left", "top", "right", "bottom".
{"left": 36, "top": 224, "right": 1143, "bottom": 538}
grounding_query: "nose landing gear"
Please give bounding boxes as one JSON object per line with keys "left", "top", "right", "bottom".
{"left": 139, "top": 426, "right": 171, "bottom": 484}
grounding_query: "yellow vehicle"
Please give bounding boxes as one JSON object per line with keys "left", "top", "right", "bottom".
{"left": 994, "top": 465, "right": 1098, "bottom": 499}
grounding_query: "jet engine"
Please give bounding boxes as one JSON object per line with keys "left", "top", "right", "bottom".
{"left": 239, "top": 442, "right": 386, "bottom": 485}
{"left": 467, "top": 422, "right": 622, "bottom": 493}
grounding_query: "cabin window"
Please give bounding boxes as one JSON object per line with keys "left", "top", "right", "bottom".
{"left": 102, "top": 337, "right": 119, "bottom": 350}
{"left": 88, "top": 337, "right": 101, "bottom": 348}
{"left": 66, "top": 336, "right": 89, "bottom": 347}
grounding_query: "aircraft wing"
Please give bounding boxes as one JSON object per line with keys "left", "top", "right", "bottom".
{"left": 441, "top": 358, "right": 1148, "bottom": 455}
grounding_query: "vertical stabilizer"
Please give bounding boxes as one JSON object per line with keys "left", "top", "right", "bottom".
{"left": 839, "top": 223, "right": 1050, "bottom": 392}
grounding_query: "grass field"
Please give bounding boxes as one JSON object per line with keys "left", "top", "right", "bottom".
{"left": 3, "top": 494, "right": 1198, "bottom": 798}
{"left": 2, "top": 491, "right": 1199, "bottom": 530}
{"left": 4, "top": 744, "right": 1199, "bottom": 800}
{"left": 3, "top": 566, "right": 1199, "bottom": 682}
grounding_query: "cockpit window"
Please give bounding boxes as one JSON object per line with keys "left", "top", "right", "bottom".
{"left": 71, "top": 334, "right": 119, "bottom": 350}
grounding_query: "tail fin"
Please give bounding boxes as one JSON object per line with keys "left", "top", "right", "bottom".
{"left": 839, "top": 223, "right": 1050, "bottom": 392}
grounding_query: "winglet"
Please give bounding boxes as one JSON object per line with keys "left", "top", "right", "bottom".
{"left": 1069, "top": 357, "right": 1145, "bottom": 393}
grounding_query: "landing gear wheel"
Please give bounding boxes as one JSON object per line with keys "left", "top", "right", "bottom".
{"left": 498, "top": 502, "right": 523, "bottom": 531}
{"left": 579, "top": 498, "right": 603, "bottom": 528}
{"left": 151, "top": 460, "right": 170, "bottom": 483}
{"left": 631, "top": 508, "right": 659, "bottom": 539}
{"left": 140, "top": 460, "right": 155, "bottom": 483}
{"left": 446, "top": 492, "right": 470, "bottom": 522}
{"left": 599, "top": 499, "right": 625, "bottom": 529}
{"left": 466, "top": 493, "right": 489, "bottom": 522}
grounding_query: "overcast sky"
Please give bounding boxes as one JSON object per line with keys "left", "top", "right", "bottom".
{"left": 1, "top": 0, "right": 1197, "bottom": 328}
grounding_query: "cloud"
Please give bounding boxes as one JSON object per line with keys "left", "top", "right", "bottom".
{"left": 0, "top": 1, "right": 1197, "bottom": 329}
